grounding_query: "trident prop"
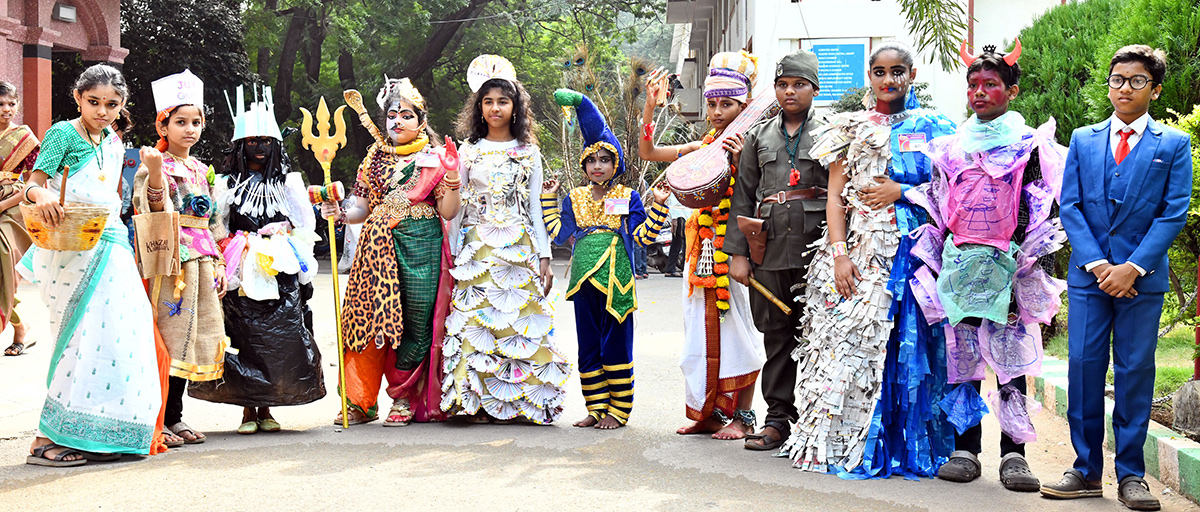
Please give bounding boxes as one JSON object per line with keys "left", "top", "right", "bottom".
{"left": 299, "top": 97, "right": 351, "bottom": 429}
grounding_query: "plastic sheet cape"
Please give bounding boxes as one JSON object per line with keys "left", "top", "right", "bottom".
{"left": 188, "top": 272, "right": 326, "bottom": 407}
{"left": 940, "top": 382, "right": 989, "bottom": 435}
{"left": 987, "top": 383, "right": 1041, "bottom": 444}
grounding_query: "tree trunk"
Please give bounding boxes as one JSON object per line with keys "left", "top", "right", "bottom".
{"left": 397, "top": 0, "right": 495, "bottom": 81}
{"left": 338, "top": 49, "right": 369, "bottom": 181}
{"left": 302, "top": 7, "right": 327, "bottom": 86}
{"left": 256, "top": 48, "right": 272, "bottom": 82}
{"left": 273, "top": 7, "right": 310, "bottom": 125}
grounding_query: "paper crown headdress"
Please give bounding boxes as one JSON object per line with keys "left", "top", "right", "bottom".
{"left": 554, "top": 89, "right": 625, "bottom": 182}
{"left": 152, "top": 69, "right": 204, "bottom": 113}
{"left": 225, "top": 84, "right": 282, "bottom": 141}
{"left": 467, "top": 54, "right": 517, "bottom": 93}
{"left": 376, "top": 76, "right": 426, "bottom": 112}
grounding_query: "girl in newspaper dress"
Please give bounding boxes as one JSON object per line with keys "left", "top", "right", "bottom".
{"left": 782, "top": 42, "right": 957, "bottom": 478}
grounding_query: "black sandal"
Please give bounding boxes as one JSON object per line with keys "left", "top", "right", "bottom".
{"left": 26, "top": 443, "right": 87, "bottom": 467}
{"left": 744, "top": 424, "right": 784, "bottom": 451}
{"left": 4, "top": 340, "right": 35, "bottom": 356}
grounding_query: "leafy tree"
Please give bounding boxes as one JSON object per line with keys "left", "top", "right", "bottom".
{"left": 244, "top": 0, "right": 663, "bottom": 186}
{"left": 1082, "top": 0, "right": 1200, "bottom": 124}
{"left": 1008, "top": 0, "right": 1123, "bottom": 143}
{"left": 898, "top": 0, "right": 971, "bottom": 71}
{"left": 120, "top": 0, "right": 257, "bottom": 167}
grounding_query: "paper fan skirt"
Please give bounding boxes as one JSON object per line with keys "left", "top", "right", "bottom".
{"left": 475, "top": 306, "right": 520, "bottom": 330}
{"left": 442, "top": 354, "right": 461, "bottom": 375}
{"left": 532, "top": 289, "right": 558, "bottom": 314}
{"left": 446, "top": 309, "right": 470, "bottom": 335}
{"left": 494, "top": 358, "right": 535, "bottom": 384}
{"left": 534, "top": 361, "right": 572, "bottom": 387}
{"left": 443, "top": 334, "right": 463, "bottom": 358}
{"left": 453, "top": 285, "right": 489, "bottom": 311}
{"left": 522, "top": 382, "right": 565, "bottom": 409}
{"left": 461, "top": 389, "right": 481, "bottom": 415}
{"left": 440, "top": 372, "right": 456, "bottom": 393}
{"left": 476, "top": 223, "right": 524, "bottom": 248}
{"left": 516, "top": 400, "right": 549, "bottom": 424}
{"left": 513, "top": 313, "right": 553, "bottom": 338}
{"left": 488, "top": 260, "right": 536, "bottom": 289}
{"left": 481, "top": 394, "right": 520, "bottom": 420}
{"left": 461, "top": 325, "right": 498, "bottom": 353}
{"left": 486, "top": 286, "right": 532, "bottom": 313}
{"left": 439, "top": 389, "right": 457, "bottom": 412}
{"left": 496, "top": 334, "right": 541, "bottom": 359}
{"left": 449, "top": 258, "right": 491, "bottom": 281}
{"left": 490, "top": 243, "right": 532, "bottom": 263}
{"left": 455, "top": 240, "right": 485, "bottom": 266}
{"left": 517, "top": 400, "right": 562, "bottom": 425}
{"left": 466, "top": 369, "right": 487, "bottom": 395}
{"left": 484, "top": 377, "right": 525, "bottom": 401}
{"left": 467, "top": 352, "right": 503, "bottom": 373}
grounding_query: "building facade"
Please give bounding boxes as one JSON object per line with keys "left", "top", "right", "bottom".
{"left": 0, "top": 0, "right": 125, "bottom": 137}
{"left": 666, "top": 0, "right": 1067, "bottom": 123}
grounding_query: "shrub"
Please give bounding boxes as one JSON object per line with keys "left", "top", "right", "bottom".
{"left": 1010, "top": 0, "right": 1122, "bottom": 143}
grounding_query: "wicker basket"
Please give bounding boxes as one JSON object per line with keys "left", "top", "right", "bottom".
{"left": 20, "top": 201, "right": 110, "bottom": 252}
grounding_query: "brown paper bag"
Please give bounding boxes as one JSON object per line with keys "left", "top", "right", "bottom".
{"left": 133, "top": 211, "right": 181, "bottom": 279}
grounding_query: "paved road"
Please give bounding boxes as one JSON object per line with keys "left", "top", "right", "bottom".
{"left": 0, "top": 262, "right": 1196, "bottom": 511}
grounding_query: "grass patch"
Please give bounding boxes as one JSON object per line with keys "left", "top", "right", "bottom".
{"left": 1044, "top": 326, "right": 1197, "bottom": 398}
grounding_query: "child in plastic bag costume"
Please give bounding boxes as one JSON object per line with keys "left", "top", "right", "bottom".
{"left": 188, "top": 85, "right": 325, "bottom": 434}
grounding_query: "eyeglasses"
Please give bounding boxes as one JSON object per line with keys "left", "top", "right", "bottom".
{"left": 1107, "top": 74, "right": 1153, "bottom": 90}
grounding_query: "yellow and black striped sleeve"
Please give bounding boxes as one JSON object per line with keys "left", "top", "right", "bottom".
{"left": 541, "top": 192, "right": 563, "bottom": 241}
{"left": 632, "top": 201, "right": 670, "bottom": 247}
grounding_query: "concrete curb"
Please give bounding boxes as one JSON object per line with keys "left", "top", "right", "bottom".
{"left": 1030, "top": 357, "right": 1200, "bottom": 503}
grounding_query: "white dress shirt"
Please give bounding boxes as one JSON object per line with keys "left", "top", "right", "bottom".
{"left": 1109, "top": 111, "right": 1151, "bottom": 159}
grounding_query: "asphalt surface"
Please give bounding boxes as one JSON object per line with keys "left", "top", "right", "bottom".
{"left": 0, "top": 260, "right": 1196, "bottom": 512}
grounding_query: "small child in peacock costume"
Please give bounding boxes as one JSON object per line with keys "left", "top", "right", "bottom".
{"left": 541, "top": 88, "right": 670, "bottom": 429}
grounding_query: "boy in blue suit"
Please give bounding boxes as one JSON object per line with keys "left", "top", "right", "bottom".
{"left": 1042, "top": 45, "right": 1193, "bottom": 511}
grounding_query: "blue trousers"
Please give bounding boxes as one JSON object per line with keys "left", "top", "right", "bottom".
{"left": 1066, "top": 284, "right": 1162, "bottom": 481}
{"left": 633, "top": 244, "right": 647, "bottom": 275}
{"left": 572, "top": 282, "right": 635, "bottom": 424}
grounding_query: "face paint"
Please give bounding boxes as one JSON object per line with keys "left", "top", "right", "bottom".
{"left": 869, "top": 50, "right": 914, "bottom": 114}
{"left": 386, "top": 98, "right": 423, "bottom": 145}
{"left": 244, "top": 136, "right": 273, "bottom": 167}
{"left": 967, "top": 68, "right": 1012, "bottom": 121}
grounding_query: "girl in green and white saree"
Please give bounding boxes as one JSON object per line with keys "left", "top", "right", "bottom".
{"left": 20, "top": 65, "right": 160, "bottom": 466}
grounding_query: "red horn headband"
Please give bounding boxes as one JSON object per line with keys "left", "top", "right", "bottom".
{"left": 1004, "top": 38, "right": 1022, "bottom": 66}
{"left": 960, "top": 40, "right": 977, "bottom": 67}
{"left": 960, "top": 38, "right": 1022, "bottom": 67}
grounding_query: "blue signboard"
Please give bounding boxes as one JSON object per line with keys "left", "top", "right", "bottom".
{"left": 804, "top": 40, "right": 868, "bottom": 104}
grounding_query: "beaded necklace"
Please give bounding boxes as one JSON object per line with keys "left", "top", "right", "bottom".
{"left": 781, "top": 115, "right": 808, "bottom": 186}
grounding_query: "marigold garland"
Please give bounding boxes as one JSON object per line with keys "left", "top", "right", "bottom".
{"left": 686, "top": 129, "right": 737, "bottom": 313}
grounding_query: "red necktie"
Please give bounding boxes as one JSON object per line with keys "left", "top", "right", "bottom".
{"left": 1115, "top": 128, "right": 1133, "bottom": 165}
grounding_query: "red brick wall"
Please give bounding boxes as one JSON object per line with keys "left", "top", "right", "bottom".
{"left": 1, "top": 0, "right": 126, "bottom": 136}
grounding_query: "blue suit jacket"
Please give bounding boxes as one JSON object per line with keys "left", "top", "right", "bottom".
{"left": 1060, "top": 118, "right": 1193, "bottom": 293}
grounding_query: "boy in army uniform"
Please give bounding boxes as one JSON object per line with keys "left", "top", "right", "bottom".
{"left": 726, "top": 50, "right": 828, "bottom": 451}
